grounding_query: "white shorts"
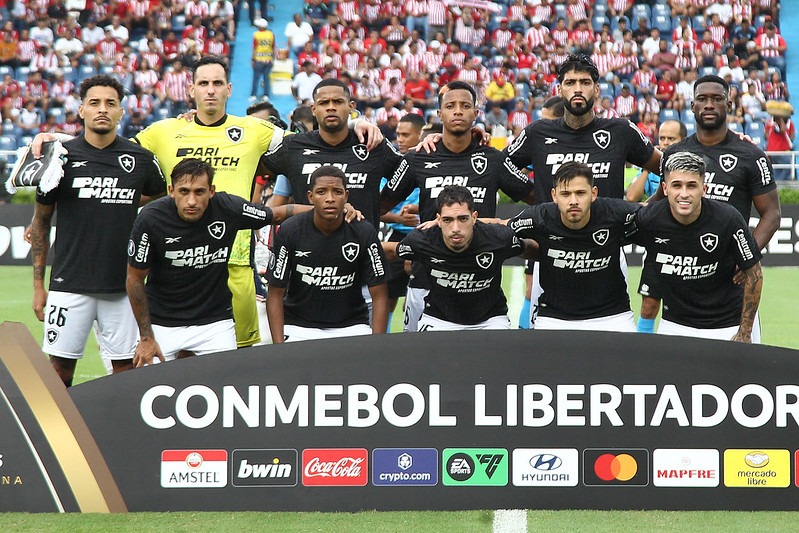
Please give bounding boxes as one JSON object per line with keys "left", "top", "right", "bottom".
{"left": 530, "top": 251, "right": 629, "bottom": 329}
{"left": 152, "top": 319, "right": 237, "bottom": 361}
{"left": 418, "top": 314, "right": 511, "bottom": 331}
{"left": 42, "top": 291, "right": 137, "bottom": 360}
{"left": 535, "top": 311, "right": 637, "bottom": 332}
{"left": 658, "top": 316, "right": 761, "bottom": 343}
{"left": 283, "top": 323, "right": 372, "bottom": 342}
{"left": 403, "top": 287, "right": 428, "bottom": 332}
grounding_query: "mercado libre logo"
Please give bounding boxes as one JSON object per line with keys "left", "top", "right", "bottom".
{"left": 583, "top": 449, "right": 649, "bottom": 486}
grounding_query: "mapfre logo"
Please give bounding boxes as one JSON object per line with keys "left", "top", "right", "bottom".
{"left": 302, "top": 448, "right": 368, "bottom": 486}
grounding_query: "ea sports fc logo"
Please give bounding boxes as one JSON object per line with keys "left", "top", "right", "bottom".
{"left": 583, "top": 449, "right": 649, "bottom": 486}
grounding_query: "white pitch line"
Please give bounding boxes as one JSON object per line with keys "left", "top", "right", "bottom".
{"left": 493, "top": 509, "right": 528, "bottom": 533}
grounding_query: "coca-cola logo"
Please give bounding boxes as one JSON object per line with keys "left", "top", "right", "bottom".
{"left": 302, "top": 449, "right": 368, "bottom": 486}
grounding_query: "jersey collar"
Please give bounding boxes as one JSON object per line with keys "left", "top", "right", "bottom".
{"left": 194, "top": 114, "right": 228, "bottom": 127}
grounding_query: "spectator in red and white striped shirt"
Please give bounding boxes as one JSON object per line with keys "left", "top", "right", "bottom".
{"left": 525, "top": 17, "right": 549, "bottom": 49}
{"left": 532, "top": 1, "right": 553, "bottom": 24}
{"left": 631, "top": 63, "right": 657, "bottom": 97}
{"left": 595, "top": 96, "right": 620, "bottom": 118}
{"left": 506, "top": 0, "right": 529, "bottom": 32}
{"left": 16, "top": 29, "right": 38, "bottom": 65}
{"left": 615, "top": 43, "right": 638, "bottom": 82}
{"left": 182, "top": 16, "right": 207, "bottom": 50}
{"left": 491, "top": 19, "right": 513, "bottom": 54}
{"left": 184, "top": 0, "right": 209, "bottom": 22}
{"left": 508, "top": 98, "right": 531, "bottom": 134}
{"left": 671, "top": 17, "right": 697, "bottom": 43}
{"left": 24, "top": 70, "right": 51, "bottom": 112}
{"left": 608, "top": 0, "right": 632, "bottom": 19}
{"left": 427, "top": 0, "right": 450, "bottom": 41}
{"left": 405, "top": 0, "right": 429, "bottom": 39}
{"left": 592, "top": 42, "right": 616, "bottom": 82}
{"left": 423, "top": 40, "right": 444, "bottom": 75}
{"left": 569, "top": 19, "right": 593, "bottom": 55}
{"left": 755, "top": 24, "right": 787, "bottom": 78}
{"left": 376, "top": 98, "right": 402, "bottom": 125}
{"left": 163, "top": 60, "right": 191, "bottom": 115}
{"left": 698, "top": 31, "right": 720, "bottom": 67}
{"left": 447, "top": 41, "right": 466, "bottom": 69}
{"left": 95, "top": 30, "right": 122, "bottom": 67}
{"left": 29, "top": 46, "right": 61, "bottom": 77}
{"left": 566, "top": 0, "right": 591, "bottom": 28}
{"left": 551, "top": 18, "right": 570, "bottom": 47}
{"left": 204, "top": 31, "right": 230, "bottom": 61}
{"left": 58, "top": 110, "right": 83, "bottom": 135}
{"left": 614, "top": 85, "right": 636, "bottom": 119}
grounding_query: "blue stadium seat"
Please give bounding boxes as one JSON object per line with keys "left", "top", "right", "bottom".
{"left": 99, "top": 65, "right": 114, "bottom": 75}
{"left": 680, "top": 108, "right": 694, "bottom": 123}
{"left": 659, "top": 109, "right": 679, "bottom": 122}
{"left": 749, "top": 135, "right": 766, "bottom": 150}
{"left": 592, "top": 15, "right": 609, "bottom": 32}
{"left": 594, "top": 0, "right": 608, "bottom": 6}
{"left": 654, "top": 0, "right": 668, "bottom": 5}
{"left": 632, "top": 4, "right": 651, "bottom": 20}
{"left": 728, "top": 122, "right": 743, "bottom": 133}
{"left": 599, "top": 81, "right": 615, "bottom": 98}
{"left": 593, "top": 3, "right": 607, "bottom": 16}
{"left": 19, "top": 135, "right": 34, "bottom": 147}
{"left": 172, "top": 14, "right": 186, "bottom": 33}
{"left": 652, "top": 4, "right": 670, "bottom": 17}
{"left": 755, "top": 14, "right": 768, "bottom": 28}
{"left": 692, "top": 15, "right": 705, "bottom": 30}
{"left": 553, "top": 3, "right": 567, "bottom": 20}
{"left": 78, "top": 65, "right": 97, "bottom": 82}
{"left": 15, "top": 66, "right": 30, "bottom": 83}
{"left": 684, "top": 121, "right": 696, "bottom": 136}
{"left": 0, "top": 135, "right": 17, "bottom": 151}
{"left": 531, "top": 109, "right": 542, "bottom": 121}
{"left": 653, "top": 15, "right": 671, "bottom": 32}
{"left": 699, "top": 66, "right": 715, "bottom": 77}
{"left": 2, "top": 121, "right": 14, "bottom": 135}
{"left": 48, "top": 107, "right": 65, "bottom": 124}
{"left": 156, "top": 107, "right": 171, "bottom": 121}
{"left": 746, "top": 121, "right": 765, "bottom": 136}
{"left": 0, "top": 65, "right": 11, "bottom": 79}
{"left": 61, "top": 66, "right": 76, "bottom": 83}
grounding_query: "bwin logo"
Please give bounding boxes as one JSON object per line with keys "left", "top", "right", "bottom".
{"left": 530, "top": 454, "right": 562, "bottom": 471}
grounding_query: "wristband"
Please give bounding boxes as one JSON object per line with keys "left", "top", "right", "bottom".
{"left": 637, "top": 317, "right": 655, "bottom": 333}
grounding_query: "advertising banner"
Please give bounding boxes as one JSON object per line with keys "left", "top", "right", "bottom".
{"left": 3, "top": 323, "right": 799, "bottom": 512}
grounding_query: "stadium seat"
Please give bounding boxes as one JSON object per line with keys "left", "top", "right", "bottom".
{"left": 172, "top": 14, "right": 186, "bottom": 33}
{"left": 48, "top": 107, "right": 65, "bottom": 123}
{"left": 0, "top": 65, "right": 11, "bottom": 79}
{"left": 680, "top": 108, "right": 695, "bottom": 123}
{"left": 78, "top": 65, "right": 97, "bottom": 82}
{"left": 61, "top": 66, "right": 76, "bottom": 83}
{"left": 156, "top": 107, "right": 171, "bottom": 121}
{"left": 672, "top": 17, "right": 686, "bottom": 31}
{"left": 554, "top": 4, "right": 567, "bottom": 20}
{"left": 653, "top": 15, "right": 671, "bottom": 32}
{"left": 652, "top": 4, "right": 670, "bottom": 17}
{"left": 654, "top": 0, "right": 668, "bottom": 5}
{"left": 728, "top": 122, "right": 743, "bottom": 133}
{"left": 699, "top": 66, "right": 715, "bottom": 77}
{"left": 593, "top": 4, "right": 607, "bottom": 16}
{"left": 0, "top": 135, "right": 17, "bottom": 151}
{"left": 19, "top": 136, "right": 34, "bottom": 147}
{"left": 749, "top": 135, "right": 766, "bottom": 150}
{"left": 746, "top": 121, "right": 765, "bottom": 136}
{"left": 632, "top": 4, "right": 651, "bottom": 21}
{"left": 15, "top": 66, "right": 30, "bottom": 83}
{"left": 684, "top": 122, "right": 696, "bottom": 136}
{"left": 659, "top": 109, "right": 679, "bottom": 122}
{"left": 692, "top": 15, "right": 705, "bottom": 30}
{"left": 592, "top": 15, "right": 609, "bottom": 32}
{"left": 594, "top": 0, "right": 608, "bottom": 6}
{"left": 99, "top": 65, "right": 114, "bottom": 75}
{"left": 755, "top": 14, "right": 767, "bottom": 28}
{"left": 531, "top": 109, "right": 542, "bottom": 121}
{"left": 599, "top": 82, "right": 615, "bottom": 98}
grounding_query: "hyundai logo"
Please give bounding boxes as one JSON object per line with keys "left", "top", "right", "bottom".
{"left": 530, "top": 454, "right": 562, "bottom": 471}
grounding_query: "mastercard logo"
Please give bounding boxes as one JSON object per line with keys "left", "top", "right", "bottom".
{"left": 593, "top": 453, "right": 638, "bottom": 481}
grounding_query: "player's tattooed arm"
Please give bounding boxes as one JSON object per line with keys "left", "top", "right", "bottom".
{"left": 732, "top": 262, "right": 763, "bottom": 344}
{"left": 268, "top": 203, "right": 312, "bottom": 224}
{"left": 30, "top": 204, "right": 55, "bottom": 321}
{"left": 126, "top": 265, "right": 165, "bottom": 366}
{"left": 381, "top": 241, "right": 399, "bottom": 261}
{"left": 518, "top": 238, "right": 540, "bottom": 261}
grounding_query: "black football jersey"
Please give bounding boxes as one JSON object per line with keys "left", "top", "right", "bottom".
{"left": 397, "top": 222, "right": 522, "bottom": 324}
{"left": 262, "top": 130, "right": 402, "bottom": 228}
{"left": 382, "top": 138, "right": 534, "bottom": 222}
{"left": 37, "top": 135, "right": 165, "bottom": 293}
{"left": 505, "top": 117, "right": 655, "bottom": 202}
{"left": 662, "top": 131, "right": 776, "bottom": 219}
{"left": 128, "top": 193, "right": 274, "bottom": 326}
{"left": 267, "top": 212, "right": 387, "bottom": 328}
{"left": 628, "top": 198, "right": 762, "bottom": 328}
{"left": 508, "top": 197, "right": 641, "bottom": 320}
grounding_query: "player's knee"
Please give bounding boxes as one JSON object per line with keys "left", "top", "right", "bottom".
{"left": 111, "top": 359, "right": 134, "bottom": 373}
{"left": 176, "top": 350, "right": 196, "bottom": 359}
{"left": 50, "top": 356, "right": 76, "bottom": 386}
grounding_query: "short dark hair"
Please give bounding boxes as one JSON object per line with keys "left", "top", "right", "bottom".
{"left": 171, "top": 158, "right": 215, "bottom": 186}
{"left": 192, "top": 55, "right": 229, "bottom": 82}
{"left": 557, "top": 54, "right": 599, "bottom": 83}
{"left": 438, "top": 80, "right": 477, "bottom": 107}
{"left": 554, "top": 161, "right": 593, "bottom": 188}
{"left": 312, "top": 78, "right": 351, "bottom": 100}
{"left": 436, "top": 185, "right": 474, "bottom": 213}
{"left": 542, "top": 96, "right": 565, "bottom": 117}
{"left": 399, "top": 112, "right": 425, "bottom": 130}
{"left": 79, "top": 74, "right": 125, "bottom": 101}
{"left": 694, "top": 74, "right": 729, "bottom": 96}
{"left": 309, "top": 165, "right": 347, "bottom": 189}
{"left": 246, "top": 101, "right": 288, "bottom": 129}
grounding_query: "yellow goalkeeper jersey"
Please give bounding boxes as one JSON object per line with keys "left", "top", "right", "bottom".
{"left": 133, "top": 114, "right": 284, "bottom": 266}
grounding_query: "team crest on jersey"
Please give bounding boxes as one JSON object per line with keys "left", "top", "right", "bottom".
{"left": 592, "top": 229, "right": 610, "bottom": 246}
{"left": 471, "top": 153, "right": 488, "bottom": 175}
{"left": 719, "top": 154, "right": 738, "bottom": 173}
{"left": 118, "top": 154, "right": 135, "bottom": 173}
{"left": 226, "top": 126, "right": 243, "bottom": 143}
{"left": 208, "top": 221, "right": 226, "bottom": 240}
{"left": 476, "top": 251, "right": 494, "bottom": 269}
{"left": 352, "top": 144, "right": 369, "bottom": 161}
{"left": 593, "top": 129, "right": 611, "bottom": 150}
{"left": 342, "top": 242, "right": 360, "bottom": 262}
{"left": 46, "top": 329, "right": 58, "bottom": 344}
{"left": 700, "top": 232, "right": 718, "bottom": 253}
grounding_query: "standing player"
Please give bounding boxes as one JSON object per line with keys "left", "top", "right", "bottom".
{"left": 126, "top": 159, "right": 309, "bottom": 366}
{"left": 30, "top": 75, "right": 165, "bottom": 386}
{"left": 384, "top": 186, "right": 535, "bottom": 330}
{"left": 381, "top": 81, "right": 536, "bottom": 332}
{"left": 263, "top": 78, "right": 403, "bottom": 230}
{"left": 628, "top": 152, "right": 763, "bottom": 342}
{"left": 503, "top": 55, "right": 660, "bottom": 328}
{"left": 646, "top": 75, "right": 780, "bottom": 339}
{"left": 381, "top": 113, "right": 424, "bottom": 330}
{"left": 505, "top": 162, "right": 641, "bottom": 331}
{"left": 32, "top": 55, "right": 381, "bottom": 350}
{"left": 266, "top": 166, "right": 389, "bottom": 342}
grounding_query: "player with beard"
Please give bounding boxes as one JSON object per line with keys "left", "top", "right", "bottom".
{"left": 30, "top": 75, "right": 165, "bottom": 386}
{"left": 504, "top": 162, "right": 641, "bottom": 331}
{"left": 501, "top": 55, "right": 660, "bottom": 328}
{"left": 263, "top": 78, "right": 402, "bottom": 230}
{"left": 382, "top": 186, "right": 536, "bottom": 330}
{"left": 266, "top": 166, "right": 389, "bottom": 342}
{"left": 380, "top": 81, "right": 536, "bottom": 332}
{"left": 628, "top": 152, "right": 763, "bottom": 342}
{"left": 643, "top": 75, "right": 780, "bottom": 341}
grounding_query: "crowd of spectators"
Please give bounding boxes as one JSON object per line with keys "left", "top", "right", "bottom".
{"left": 287, "top": 0, "right": 788, "bottom": 154}
{"left": 0, "top": 0, "right": 239, "bottom": 152}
